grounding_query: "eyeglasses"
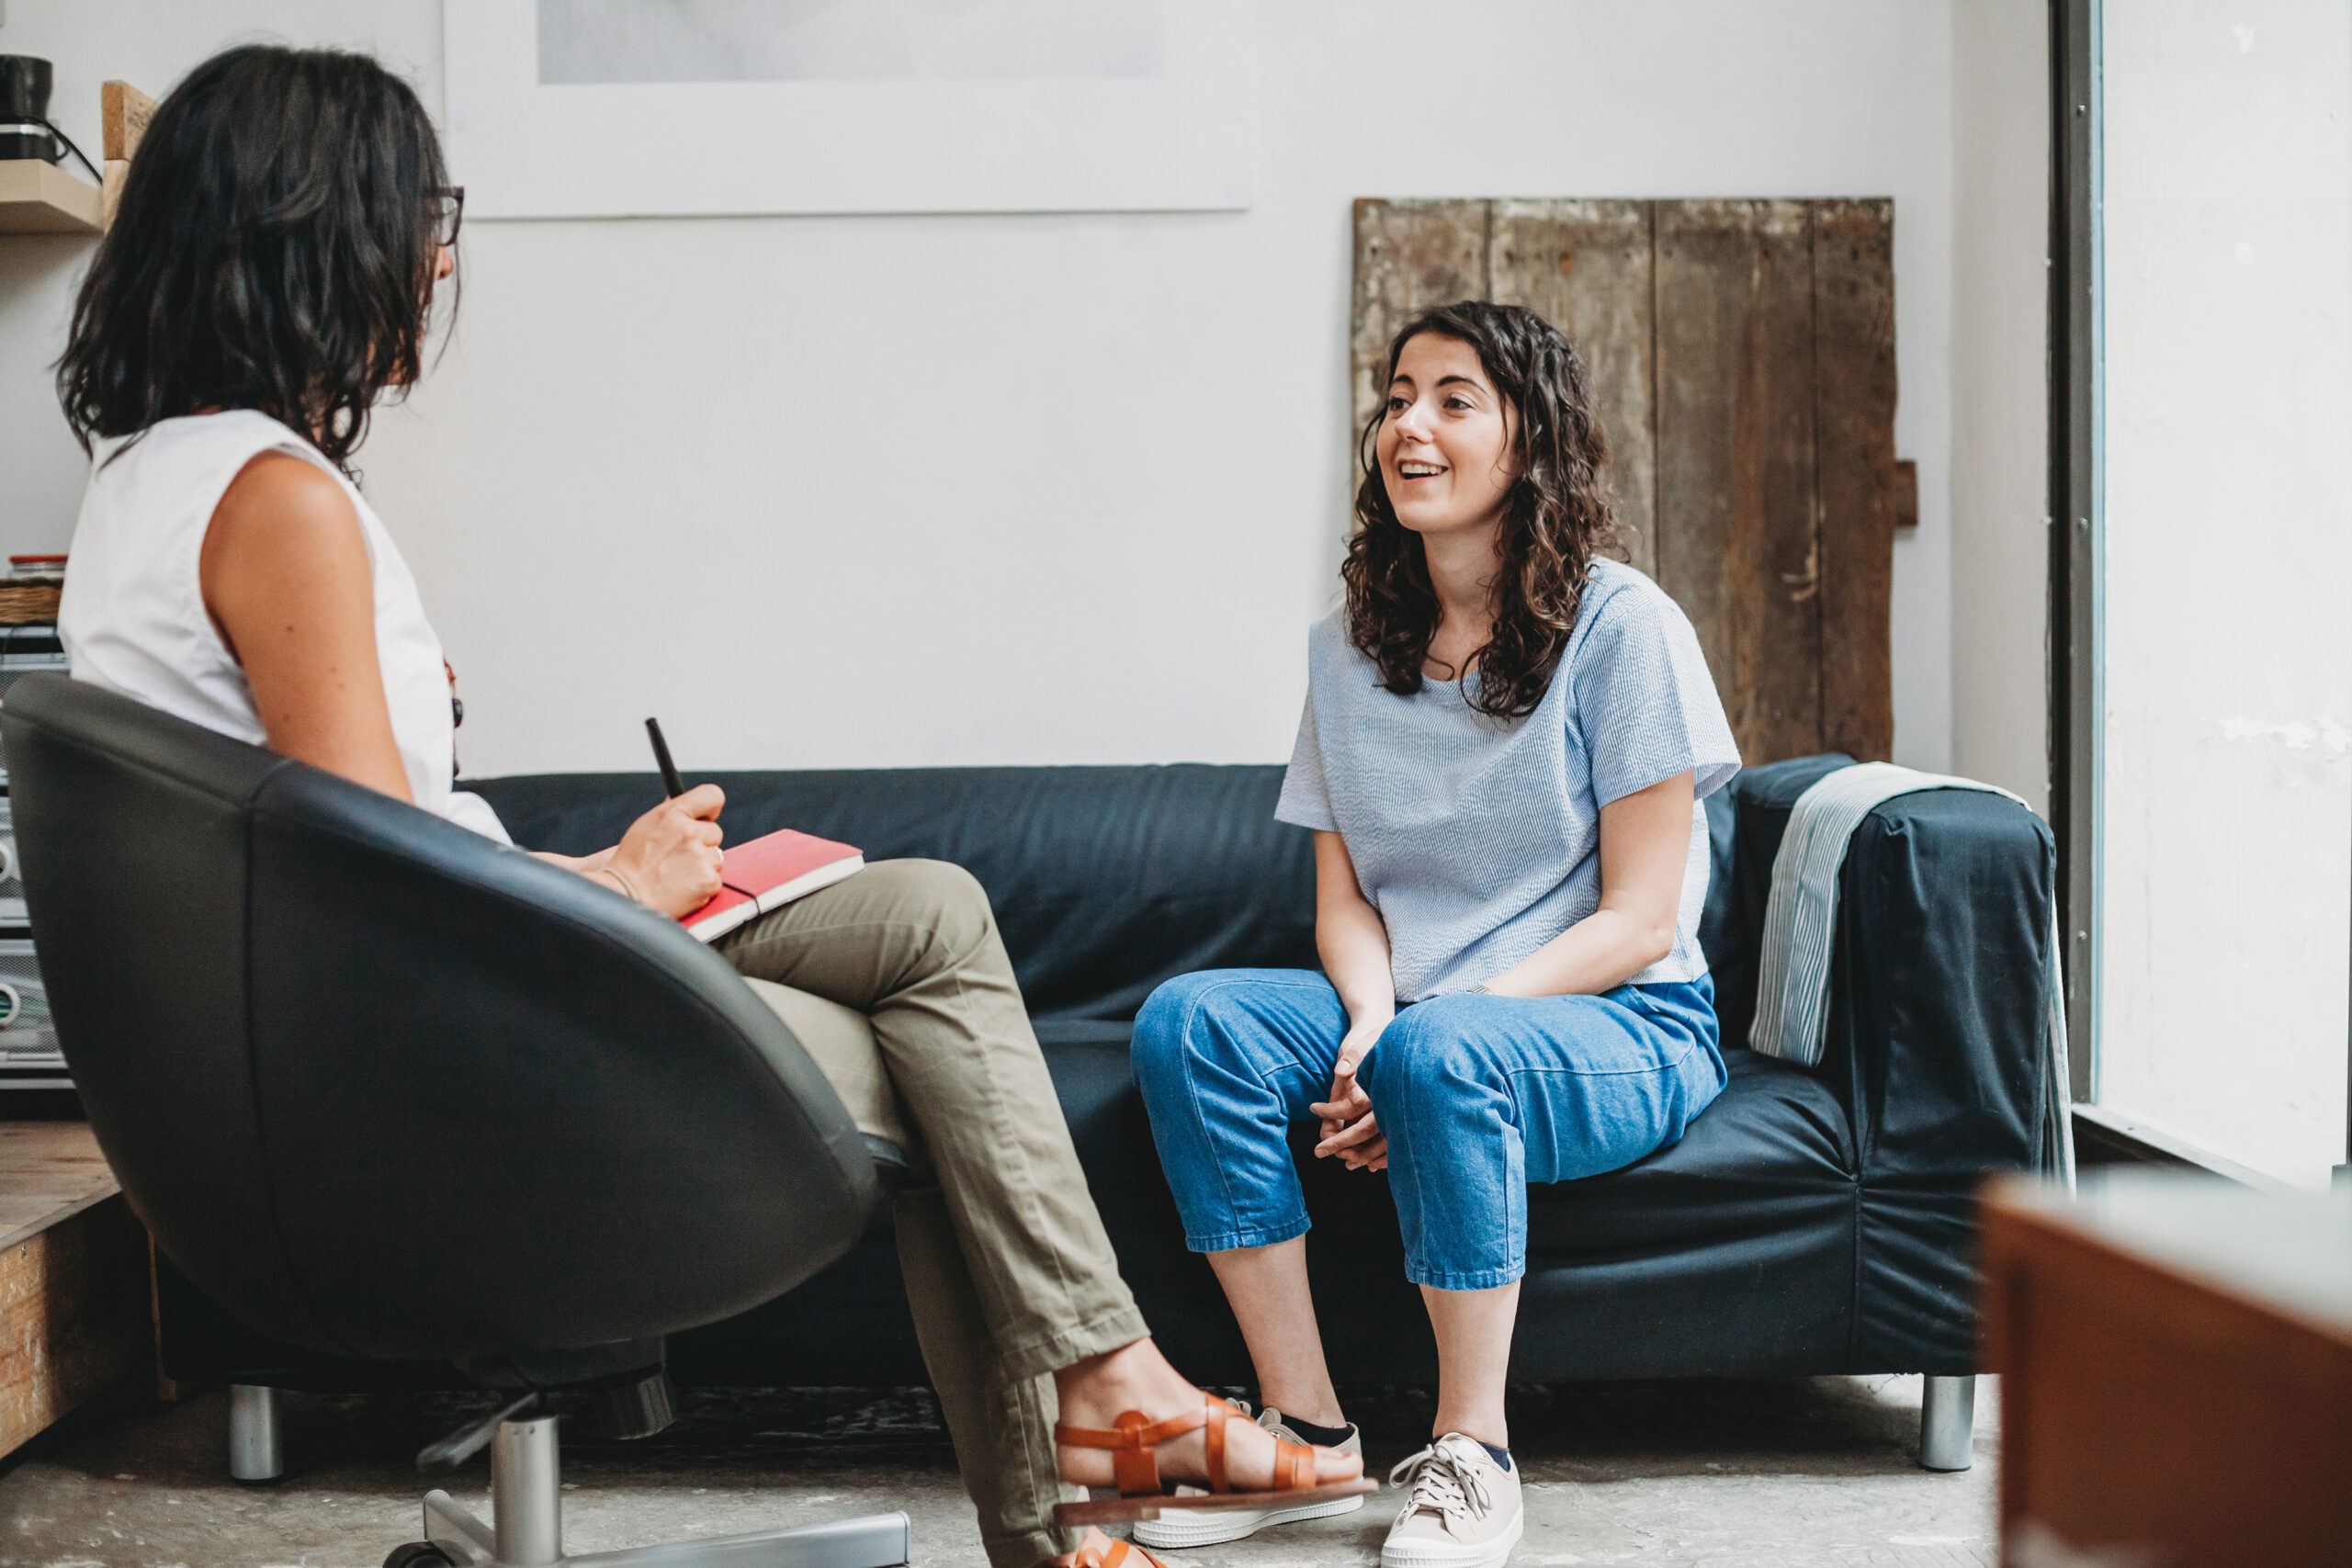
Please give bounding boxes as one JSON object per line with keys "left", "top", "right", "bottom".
{"left": 429, "top": 186, "right": 465, "bottom": 248}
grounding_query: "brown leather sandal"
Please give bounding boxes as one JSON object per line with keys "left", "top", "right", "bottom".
{"left": 1052, "top": 1393, "right": 1377, "bottom": 1527}
{"left": 1069, "top": 1535, "right": 1169, "bottom": 1568}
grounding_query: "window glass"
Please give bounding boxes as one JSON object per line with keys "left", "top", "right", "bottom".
{"left": 2097, "top": 1, "right": 2352, "bottom": 1185}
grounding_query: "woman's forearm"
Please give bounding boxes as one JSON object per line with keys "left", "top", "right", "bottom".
{"left": 1318, "top": 897, "right": 1397, "bottom": 1025}
{"left": 1313, "top": 831, "right": 1396, "bottom": 1025}
{"left": 533, "top": 847, "right": 636, "bottom": 902}
{"left": 1479, "top": 772, "right": 1694, "bottom": 999}
{"left": 1479, "top": 907, "right": 1671, "bottom": 998}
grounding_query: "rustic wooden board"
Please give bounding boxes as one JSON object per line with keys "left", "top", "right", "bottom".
{"left": 0, "top": 1124, "right": 146, "bottom": 1458}
{"left": 1490, "top": 200, "right": 1658, "bottom": 577}
{"left": 1650, "top": 199, "right": 1827, "bottom": 762}
{"left": 1747, "top": 199, "right": 1825, "bottom": 762}
{"left": 1653, "top": 200, "right": 1758, "bottom": 739}
{"left": 1812, "top": 199, "right": 1898, "bottom": 762}
{"left": 1351, "top": 199, "right": 1489, "bottom": 444}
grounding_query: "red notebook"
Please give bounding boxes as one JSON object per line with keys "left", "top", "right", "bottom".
{"left": 679, "top": 829, "right": 865, "bottom": 942}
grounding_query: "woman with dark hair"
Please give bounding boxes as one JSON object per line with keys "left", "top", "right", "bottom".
{"left": 54, "top": 43, "right": 1359, "bottom": 1568}
{"left": 1130, "top": 302, "right": 1740, "bottom": 1568}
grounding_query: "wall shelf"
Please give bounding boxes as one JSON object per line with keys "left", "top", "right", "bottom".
{"left": 0, "top": 161, "right": 103, "bottom": 235}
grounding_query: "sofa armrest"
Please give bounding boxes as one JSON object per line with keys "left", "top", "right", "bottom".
{"left": 1823, "top": 787, "right": 2056, "bottom": 1185}
{"left": 1714, "top": 758, "right": 2054, "bottom": 1372}
{"left": 1713, "top": 756, "right": 2055, "bottom": 1182}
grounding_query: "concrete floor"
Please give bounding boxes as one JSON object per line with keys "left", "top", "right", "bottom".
{"left": 0, "top": 1380, "right": 1996, "bottom": 1568}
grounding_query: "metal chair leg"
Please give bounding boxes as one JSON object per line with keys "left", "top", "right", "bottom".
{"left": 416, "top": 1413, "right": 910, "bottom": 1568}
{"left": 1918, "top": 1373, "right": 1976, "bottom": 1471}
{"left": 229, "top": 1383, "right": 285, "bottom": 1482}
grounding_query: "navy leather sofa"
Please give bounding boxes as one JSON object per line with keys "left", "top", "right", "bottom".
{"left": 157, "top": 754, "right": 2054, "bottom": 1454}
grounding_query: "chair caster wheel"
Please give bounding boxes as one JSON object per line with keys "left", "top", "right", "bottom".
{"left": 383, "top": 1543, "right": 454, "bottom": 1568}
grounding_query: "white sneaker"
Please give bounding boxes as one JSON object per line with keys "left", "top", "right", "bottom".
{"left": 1130, "top": 1404, "right": 1366, "bottom": 1548}
{"left": 1380, "top": 1433, "right": 1523, "bottom": 1568}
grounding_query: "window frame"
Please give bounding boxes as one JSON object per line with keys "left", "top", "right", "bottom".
{"left": 2048, "top": 0, "right": 2100, "bottom": 1106}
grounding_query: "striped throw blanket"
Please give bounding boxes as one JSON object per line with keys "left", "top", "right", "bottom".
{"left": 1747, "top": 761, "right": 2075, "bottom": 1186}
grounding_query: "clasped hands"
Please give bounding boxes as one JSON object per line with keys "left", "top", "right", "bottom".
{"left": 1312, "top": 1015, "right": 1390, "bottom": 1172}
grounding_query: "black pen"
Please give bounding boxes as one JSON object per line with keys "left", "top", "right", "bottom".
{"left": 645, "top": 717, "right": 685, "bottom": 799}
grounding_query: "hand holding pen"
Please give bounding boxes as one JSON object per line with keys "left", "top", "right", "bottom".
{"left": 592, "top": 719, "right": 726, "bottom": 915}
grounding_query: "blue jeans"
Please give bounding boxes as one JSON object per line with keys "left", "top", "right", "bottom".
{"left": 1130, "top": 969, "right": 1726, "bottom": 1291}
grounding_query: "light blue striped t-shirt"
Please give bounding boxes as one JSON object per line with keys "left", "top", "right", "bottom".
{"left": 1277, "top": 559, "right": 1740, "bottom": 1004}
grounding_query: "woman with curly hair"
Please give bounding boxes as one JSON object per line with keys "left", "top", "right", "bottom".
{"left": 1129, "top": 301, "right": 1740, "bottom": 1568}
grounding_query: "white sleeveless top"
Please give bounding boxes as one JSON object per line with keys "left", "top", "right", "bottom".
{"left": 58, "top": 410, "right": 510, "bottom": 843}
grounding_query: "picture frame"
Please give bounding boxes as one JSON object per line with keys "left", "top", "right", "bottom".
{"left": 442, "top": 1, "right": 1255, "bottom": 219}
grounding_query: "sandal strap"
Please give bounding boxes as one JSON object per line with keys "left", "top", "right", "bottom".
{"left": 1279, "top": 1433, "right": 1324, "bottom": 1490}
{"left": 1074, "top": 1540, "right": 1169, "bottom": 1568}
{"left": 1053, "top": 1397, "right": 1221, "bottom": 1496}
{"left": 1054, "top": 1394, "right": 1325, "bottom": 1499}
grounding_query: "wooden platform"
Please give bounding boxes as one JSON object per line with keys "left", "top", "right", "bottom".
{"left": 0, "top": 1123, "right": 150, "bottom": 1458}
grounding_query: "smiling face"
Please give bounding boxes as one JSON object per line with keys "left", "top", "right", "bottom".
{"left": 1377, "top": 332, "right": 1520, "bottom": 543}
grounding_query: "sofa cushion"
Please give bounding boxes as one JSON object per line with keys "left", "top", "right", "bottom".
{"left": 1528, "top": 1047, "right": 1855, "bottom": 1256}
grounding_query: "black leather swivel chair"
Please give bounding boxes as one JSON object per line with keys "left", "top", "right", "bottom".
{"left": 2, "top": 673, "right": 912, "bottom": 1568}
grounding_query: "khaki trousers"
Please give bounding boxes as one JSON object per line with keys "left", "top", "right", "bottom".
{"left": 716, "top": 859, "right": 1147, "bottom": 1568}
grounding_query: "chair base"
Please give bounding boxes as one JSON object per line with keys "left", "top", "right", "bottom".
{"left": 414, "top": 1493, "right": 912, "bottom": 1568}
{"left": 399, "top": 1413, "right": 910, "bottom": 1568}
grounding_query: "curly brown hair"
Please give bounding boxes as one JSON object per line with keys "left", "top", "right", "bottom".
{"left": 1343, "top": 300, "right": 1623, "bottom": 720}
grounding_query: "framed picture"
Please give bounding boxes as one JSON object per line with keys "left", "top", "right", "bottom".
{"left": 443, "top": 0, "right": 1255, "bottom": 219}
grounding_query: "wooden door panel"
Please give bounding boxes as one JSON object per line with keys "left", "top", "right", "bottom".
{"left": 1812, "top": 199, "right": 1898, "bottom": 765}
{"left": 1748, "top": 198, "right": 1826, "bottom": 763}
{"left": 1490, "top": 199, "right": 1658, "bottom": 578}
{"left": 1351, "top": 199, "right": 1489, "bottom": 440}
{"left": 1653, "top": 200, "right": 1761, "bottom": 735}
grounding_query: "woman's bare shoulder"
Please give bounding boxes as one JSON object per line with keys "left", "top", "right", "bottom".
{"left": 201, "top": 449, "right": 370, "bottom": 638}
{"left": 208, "top": 450, "right": 363, "bottom": 566}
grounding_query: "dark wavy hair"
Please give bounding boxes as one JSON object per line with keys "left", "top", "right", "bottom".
{"left": 56, "top": 45, "right": 452, "bottom": 473}
{"left": 1343, "top": 301, "right": 1623, "bottom": 720}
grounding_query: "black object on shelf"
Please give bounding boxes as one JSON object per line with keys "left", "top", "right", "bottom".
{"left": 1, "top": 56, "right": 62, "bottom": 165}
{"left": 0, "top": 55, "right": 102, "bottom": 183}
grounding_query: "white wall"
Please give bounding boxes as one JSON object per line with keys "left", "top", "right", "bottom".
{"left": 0, "top": 0, "right": 1955, "bottom": 776}
{"left": 1950, "top": 0, "right": 2050, "bottom": 814}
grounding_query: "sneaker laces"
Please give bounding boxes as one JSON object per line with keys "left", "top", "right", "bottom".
{"left": 1389, "top": 1438, "right": 1493, "bottom": 1526}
